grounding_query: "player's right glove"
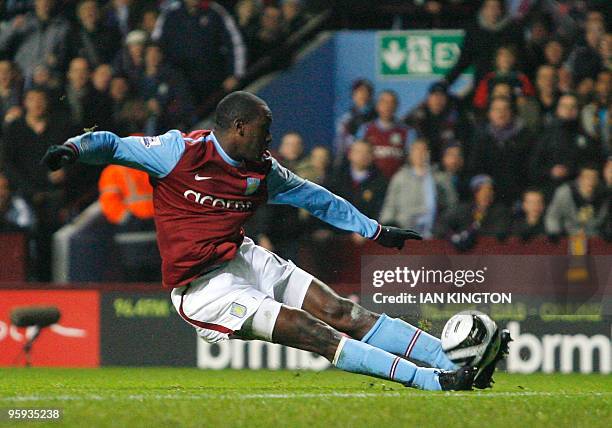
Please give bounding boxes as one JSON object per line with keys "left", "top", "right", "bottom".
{"left": 41, "top": 144, "right": 78, "bottom": 171}
{"left": 373, "top": 225, "right": 422, "bottom": 250}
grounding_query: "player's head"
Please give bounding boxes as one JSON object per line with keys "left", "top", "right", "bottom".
{"left": 214, "top": 91, "right": 272, "bottom": 162}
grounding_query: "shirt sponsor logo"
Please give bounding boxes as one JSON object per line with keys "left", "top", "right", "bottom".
{"left": 245, "top": 177, "right": 261, "bottom": 195}
{"left": 184, "top": 189, "right": 254, "bottom": 211}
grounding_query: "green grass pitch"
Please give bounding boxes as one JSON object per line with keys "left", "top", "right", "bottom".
{"left": 0, "top": 368, "right": 610, "bottom": 428}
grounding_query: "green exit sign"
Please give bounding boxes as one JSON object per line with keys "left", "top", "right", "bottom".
{"left": 377, "top": 30, "right": 467, "bottom": 78}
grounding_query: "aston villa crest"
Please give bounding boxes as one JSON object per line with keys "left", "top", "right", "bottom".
{"left": 245, "top": 177, "right": 261, "bottom": 195}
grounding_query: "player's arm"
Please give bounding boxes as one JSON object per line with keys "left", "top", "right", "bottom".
{"left": 40, "top": 130, "right": 185, "bottom": 178}
{"left": 266, "top": 157, "right": 422, "bottom": 249}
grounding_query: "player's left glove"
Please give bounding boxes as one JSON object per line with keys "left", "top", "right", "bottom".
{"left": 41, "top": 144, "right": 78, "bottom": 171}
{"left": 373, "top": 225, "right": 422, "bottom": 250}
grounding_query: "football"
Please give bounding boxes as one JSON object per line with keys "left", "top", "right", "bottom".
{"left": 441, "top": 310, "right": 501, "bottom": 368}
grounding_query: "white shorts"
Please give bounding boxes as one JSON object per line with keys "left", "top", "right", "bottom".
{"left": 170, "top": 237, "right": 314, "bottom": 343}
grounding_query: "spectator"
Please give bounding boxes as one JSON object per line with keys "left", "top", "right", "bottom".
{"left": 557, "top": 65, "right": 574, "bottom": 93}
{"left": 0, "top": 60, "right": 22, "bottom": 125}
{"left": 251, "top": 6, "right": 286, "bottom": 64}
{"left": 328, "top": 139, "right": 387, "bottom": 221}
{"left": 0, "top": 171, "right": 34, "bottom": 232}
{"left": 103, "top": 0, "right": 139, "bottom": 36}
{"left": 523, "top": 14, "right": 554, "bottom": 79}
{"left": 468, "top": 95, "right": 532, "bottom": 206}
{"left": 533, "top": 64, "right": 559, "bottom": 129}
{"left": 277, "top": 131, "right": 305, "bottom": 170}
{"left": 2, "top": 87, "right": 71, "bottom": 280}
{"left": 69, "top": 0, "right": 122, "bottom": 69}
{"left": 0, "top": 0, "right": 70, "bottom": 83}
{"left": 139, "top": 7, "right": 159, "bottom": 38}
{"left": 511, "top": 188, "right": 546, "bottom": 240}
{"left": 138, "top": 43, "right": 194, "bottom": 134}
{"left": 565, "top": 19, "right": 605, "bottom": 84}
{"left": 439, "top": 174, "right": 510, "bottom": 247}
{"left": 357, "top": 90, "right": 411, "bottom": 179}
{"left": 530, "top": 93, "right": 603, "bottom": 198}
{"left": 296, "top": 145, "right": 331, "bottom": 185}
{"left": 444, "top": 0, "right": 523, "bottom": 87}
{"left": 404, "top": 82, "right": 467, "bottom": 164}
{"left": 545, "top": 164, "right": 609, "bottom": 237}
{"left": 439, "top": 141, "right": 469, "bottom": 201}
{"left": 251, "top": 131, "right": 305, "bottom": 260}
{"left": 62, "top": 57, "right": 114, "bottom": 132}
{"left": 380, "top": 139, "right": 457, "bottom": 239}
{"left": 282, "top": 0, "right": 307, "bottom": 34}
{"left": 153, "top": 0, "right": 246, "bottom": 104}
{"left": 235, "top": 0, "right": 260, "bottom": 60}
{"left": 542, "top": 38, "right": 566, "bottom": 68}
{"left": 113, "top": 29, "right": 147, "bottom": 88}
{"left": 334, "top": 78, "right": 376, "bottom": 166}
{"left": 92, "top": 63, "right": 113, "bottom": 94}
{"left": 581, "top": 70, "right": 611, "bottom": 152}
{"left": 108, "top": 74, "right": 147, "bottom": 135}
{"left": 473, "top": 46, "right": 535, "bottom": 111}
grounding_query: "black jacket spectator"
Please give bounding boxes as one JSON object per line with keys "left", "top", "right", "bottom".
{"left": 404, "top": 83, "right": 467, "bottom": 164}
{"left": 61, "top": 58, "right": 114, "bottom": 132}
{"left": 328, "top": 140, "right": 388, "bottom": 221}
{"left": 153, "top": 0, "right": 245, "bottom": 103}
{"left": 468, "top": 96, "right": 532, "bottom": 205}
{"left": 438, "top": 174, "right": 511, "bottom": 243}
{"left": 511, "top": 189, "right": 547, "bottom": 240}
{"left": 445, "top": 0, "right": 523, "bottom": 86}
{"left": 530, "top": 119, "right": 603, "bottom": 198}
{"left": 69, "top": 0, "right": 122, "bottom": 69}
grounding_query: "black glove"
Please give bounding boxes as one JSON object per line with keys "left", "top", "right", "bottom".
{"left": 374, "top": 225, "right": 422, "bottom": 249}
{"left": 41, "top": 144, "right": 77, "bottom": 171}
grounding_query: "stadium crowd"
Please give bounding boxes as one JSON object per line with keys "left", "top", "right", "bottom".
{"left": 250, "top": 0, "right": 611, "bottom": 261}
{"left": 0, "top": 0, "right": 609, "bottom": 281}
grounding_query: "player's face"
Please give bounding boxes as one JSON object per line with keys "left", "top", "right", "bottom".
{"left": 242, "top": 105, "right": 272, "bottom": 161}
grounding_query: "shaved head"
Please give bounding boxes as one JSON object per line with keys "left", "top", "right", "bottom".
{"left": 215, "top": 91, "right": 269, "bottom": 131}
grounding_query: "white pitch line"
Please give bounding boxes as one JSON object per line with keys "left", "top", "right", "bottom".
{"left": 1, "top": 391, "right": 611, "bottom": 402}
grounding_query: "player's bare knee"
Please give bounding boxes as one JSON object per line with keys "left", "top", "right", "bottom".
{"left": 273, "top": 307, "right": 341, "bottom": 360}
{"left": 321, "top": 297, "right": 375, "bottom": 330}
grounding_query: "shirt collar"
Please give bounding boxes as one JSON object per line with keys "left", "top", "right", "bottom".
{"left": 209, "top": 131, "right": 241, "bottom": 167}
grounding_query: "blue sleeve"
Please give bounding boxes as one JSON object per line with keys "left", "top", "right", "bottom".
{"left": 66, "top": 130, "right": 186, "bottom": 178}
{"left": 266, "top": 157, "right": 379, "bottom": 238}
